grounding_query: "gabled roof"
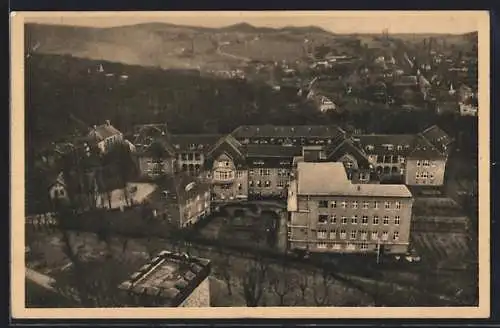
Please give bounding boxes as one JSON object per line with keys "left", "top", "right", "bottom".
{"left": 325, "top": 139, "right": 371, "bottom": 169}
{"left": 132, "top": 124, "right": 171, "bottom": 146}
{"left": 206, "top": 134, "right": 245, "bottom": 161}
{"left": 231, "top": 125, "right": 345, "bottom": 140}
{"left": 137, "top": 137, "right": 176, "bottom": 157}
{"left": 88, "top": 123, "right": 122, "bottom": 142}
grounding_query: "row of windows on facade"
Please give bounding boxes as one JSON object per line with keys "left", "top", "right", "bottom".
{"left": 365, "top": 144, "right": 410, "bottom": 152}
{"left": 313, "top": 229, "right": 400, "bottom": 241}
{"left": 374, "top": 155, "right": 406, "bottom": 164}
{"left": 318, "top": 214, "right": 401, "bottom": 225}
{"left": 314, "top": 242, "right": 373, "bottom": 250}
{"left": 241, "top": 138, "right": 334, "bottom": 145}
{"left": 179, "top": 153, "right": 203, "bottom": 161}
{"left": 415, "top": 171, "right": 435, "bottom": 179}
{"left": 249, "top": 168, "right": 290, "bottom": 176}
{"left": 318, "top": 200, "right": 402, "bottom": 210}
{"left": 249, "top": 180, "right": 288, "bottom": 188}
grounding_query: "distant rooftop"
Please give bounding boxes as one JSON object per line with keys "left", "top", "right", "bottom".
{"left": 296, "top": 162, "right": 412, "bottom": 198}
{"left": 88, "top": 120, "right": 122, "bottom": 142}
{"left": 118, "top": 250, "right": 211, "bottom": 307}
{"left": 231, "top": 125, "right": 345, "bottom": 139}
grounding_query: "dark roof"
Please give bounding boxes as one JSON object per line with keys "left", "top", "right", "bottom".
{"left": 136, "top": 137, "right": 176, "bottom": 157}
{"left": 169, "top": 134, "right": 223, "bottom": 152}
{"left": 206, "top": 134, "right": 245, "bottom": 159}
{"left": 245, "top": 145, "right": 302, "bottom": 158}
{"left": 420, "top": 125, "right": 453, "bottom": 154}
{"left": 132, "top": 124, "right": 171, "bottom": 147}
{"left": 158, "top": 173, "right": 211, "bottom": 206}
{"left": 407, "top": 135, "right": 446, "bottom": 159}
{"left": 231, "top": 125, "right": 345, "bottom": 139}
{"left": 325, "top": 139, "right": 371, "bottom": 169}
{"left": 354, "top": 134, "right": 417, "bottom": 156}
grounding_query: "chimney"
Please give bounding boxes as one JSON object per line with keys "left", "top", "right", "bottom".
{"left": 105, "top": 120, "right": 111, "bottom": 126}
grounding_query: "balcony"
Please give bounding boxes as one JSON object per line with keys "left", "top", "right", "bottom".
{"left": 212, "top": 169, "right": 235, "bottom": 184}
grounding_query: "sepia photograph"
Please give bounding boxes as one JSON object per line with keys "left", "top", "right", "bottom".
{"left": 10, "top": 10, "right": 490, "bottom": 319}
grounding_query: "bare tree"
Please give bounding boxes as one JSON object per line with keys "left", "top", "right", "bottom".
{"left": 241, "top": 256, "right": 269, "bottom": 307}
{"left": 215, "top": 250, "right": 234, "bottom": 296}
{"left": 268, "top": 261, "right": 294, "bottom": 306}
{"left": 312, "top": 268, "right": 335, "bottom": 306}
{"left": 295, "top": 270, "right": 310, "bottom": 305}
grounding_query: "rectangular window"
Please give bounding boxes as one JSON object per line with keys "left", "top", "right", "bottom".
{"left": 249, "top": 180, "right": 254, "bottom": 187}
{"left": 385, "top": 201, "right": 391, "bottom": 209}
{"left": 341, "top": 216, "right": 348, "bottom": 225}
{"left": 331, "top": 201, "right": 337, "bottom": 208}
{"left": 265, "top": 180, "right": 271, "bottom": 188}
{"left": 318, "top": 215, "right": 329, "bottom": 224}
{"left": 363, "top": 202, "right": 369, "bottom": 209}
{"left": 329, "top": 230, "right": 337, "bottom": 239}
{"left": 423, "top": 160, "right": 430, "bottom": 167}
{"left": 417, "top": 160, "right": 421, "bottom": 167}
{"left": 395, "top": 201, "right": 401, "bottom": 209}
{"left": 397, "top": 145, "right": 403, "bottom": 151}
{"left": 319, "top": 200, "right": 329, "bottom": 208}
{"left": 340, "top": 230, "right": 347, "bottom": 239}
{"left": 371, "top": 231, "right": 378, "bottom": 240}
{"left": 277, "top": 180, "right": 285, "bottom": 188}
{"left": 317, "top": 230, "right": 327, "bottom": 239}
{"left": 374, "top": 201, "right": 379, "bottom": 209}
{"left": 372, "top": 216, "right": 379, "bottom": 225}
{"left": 382, "top": 231, "right": 389, "bottom": 241}
{"left": 351, "top": 216, "right": 358, "bottom": 224}
{"left": 393, "top": 231, "right": 400, "bottom": 241}
{"left": 350, "top": 230, "right": 357, "bottom": 240}
{"left": 256, "top": 180, "right": 261, "bottom": 187}
{"left": 352, "top": 201, "right": 358, "bottom": 209}
{"left": 236, "top": 171, "right": 243, "bottom": 178}
{"left": 394, "top": 216, "right": 401, "bottom": 225}
{"left": 360, "top": 230, "right": 368, "bottom": 240}
{"left": 330, "top": 215, "right": 337, "bottom": 224}
{"left": 399, "top": 156, "right": 405, "bottom": 164}
{"left": 249, "top": 169, "right": 254, "bottom": 176}
{"left": 341, "top": 201, "right": 347, "bottom": 209}
{"left": 383, "top": 216, "right": 389, "bottom": 225}
{"left": 361, "top": 243, "right": 369, "bottom": 250}
{"left": 362, "top": 216, "right": 368, "bottom": 225}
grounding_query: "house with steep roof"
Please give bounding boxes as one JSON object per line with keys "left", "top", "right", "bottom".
{"left": 135, "top": 136, "right": 177, "bottom": 180}
{"left": 146, "top": 173, "right": 211, "bottom": 228}
{"left": 87, "top": 120, "right": 125, "bottom": 154}
{"left": 203, "top": 134, "right": 248, "bottom": 202}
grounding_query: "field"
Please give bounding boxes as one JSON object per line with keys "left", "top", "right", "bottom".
{"left": 411, "top": 232, "right": 475, "bottom": 270}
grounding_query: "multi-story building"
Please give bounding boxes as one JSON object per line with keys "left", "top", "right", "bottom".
{"left": 170, "top": 134, "right": 223, "bottom": 175}
{"left": 245, "top": 145, "right": 302, "bottom": 198}
{"left": 118, "top": 251, "right": 211, "bottom": 307}
{"left": 202, "top": 134, "right": 248, "bottom": 203}
{"left": 87, "top": 120, "right": 127, "bottom": 154}
{"left": 135, "top": 137, "right": 177, "bottom": 180}
{"left": 146, "top": 173, "right": 211, "bottom": 228}
{"left": 231, "top": 125, "right": 346, "bottom": 147}
{"left": 287, "top": 162, "right": 414, "bottom": 255}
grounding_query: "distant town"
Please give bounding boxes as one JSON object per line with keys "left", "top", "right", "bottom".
{"left": 24, "top": 20, "right": 479, "bottom": 308}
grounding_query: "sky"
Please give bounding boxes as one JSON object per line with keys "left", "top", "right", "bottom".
{"left": 22, "top": 11, "right": 483, "bottom": 34}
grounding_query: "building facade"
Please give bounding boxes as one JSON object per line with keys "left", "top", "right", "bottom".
{"left": 88, "top": 120, "right": 125, "bottom": 154}
{"left": 118, "top": 251, "right": 211, "bottom": 307}
{"left": 287, "top": 162, "right": 414, "bottom": 255}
